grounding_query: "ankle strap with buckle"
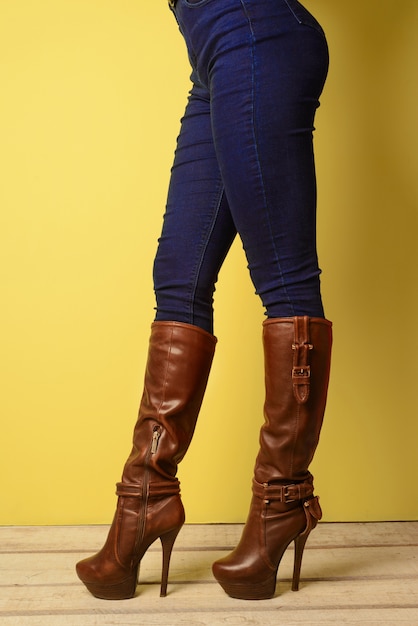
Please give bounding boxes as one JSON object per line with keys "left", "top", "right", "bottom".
{"left": 252, "top": 479, "right": 314, "bottom": 503}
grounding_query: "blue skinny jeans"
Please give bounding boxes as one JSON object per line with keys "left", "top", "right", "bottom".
{"left": 153, "top": 0, "right": 329, "bottom": 335}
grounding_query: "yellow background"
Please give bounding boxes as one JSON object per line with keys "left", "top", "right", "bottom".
{"left": 1, "top": 0, "right": 417, "bottom": 525}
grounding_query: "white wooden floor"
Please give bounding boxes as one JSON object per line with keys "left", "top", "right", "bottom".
{"left": 1, "top": 522, "right": 418, "bottom": 625}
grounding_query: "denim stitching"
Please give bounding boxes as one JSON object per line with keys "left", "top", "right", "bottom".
{"left": 239, "top": 0, "right": 295, "bottom": 315}
{"left": 187, "top": 181, "right": 226, "bottom": 327}
{"left": 283, "top": 0, "right": 302, "bottom": 24}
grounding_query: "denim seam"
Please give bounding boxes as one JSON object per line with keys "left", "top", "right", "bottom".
{"left": 187, "top": 181, "right": 225, "bottom": 327}
{"left": 283, "top": 0, "right": 301, "bottom": 24}
{"left": 239, "top": 0, "right": 295, "bottom": 316}
{"left": 283, "top": 0, "right": 327, "bottom": 39}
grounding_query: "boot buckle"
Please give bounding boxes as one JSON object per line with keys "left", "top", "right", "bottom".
{"left": 292, "top": 366, "right": 310, "bottom": 379}
{"left": 283, "top": 485, "right": 298, "bottom": 503}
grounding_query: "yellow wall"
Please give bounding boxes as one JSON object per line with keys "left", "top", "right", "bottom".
{"left": 1, "top": 1, "right": 417, "bottom": 525}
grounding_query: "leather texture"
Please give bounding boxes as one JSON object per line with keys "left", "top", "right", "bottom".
{"left": 212, "top": 316, "right": 332, "bottom": 600}
{"left": 76, "top": 321, "right": 216, "bottom": 599}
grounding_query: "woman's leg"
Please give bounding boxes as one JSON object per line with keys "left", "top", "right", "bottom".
{"left": 172, "top": 0, "right": 329, "bottom": 319}
{"left": 153, "top": 76, "right": 237, "bottom": 335}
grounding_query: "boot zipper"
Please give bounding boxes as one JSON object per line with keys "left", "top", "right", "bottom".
{"left": 151, "top": 426, "right": 161, "bottom": 454}
{"left": 134, "top": 425, "right": 162, "bottom": 559}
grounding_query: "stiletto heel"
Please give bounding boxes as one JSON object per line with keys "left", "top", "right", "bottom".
{"left": 292, "top": 531, "right": 309, "bottom": 591}
{"left": 292, "top": 497, "right": 321, "bottom": 591}
{"left": 160, "top": 526, "right": 182, "bottom": 597}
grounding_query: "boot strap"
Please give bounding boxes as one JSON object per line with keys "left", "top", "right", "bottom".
{"left": 292, "top": 316, "right": 313, "bottom": 405}
{"left": 116, "top": 479, "right": 181, "bottom": 499}
{"left": 252, "top": 479, "right": 314, "bottom": 503}
{"left": 116, "top": 482, "right": 142, "bottom": 497}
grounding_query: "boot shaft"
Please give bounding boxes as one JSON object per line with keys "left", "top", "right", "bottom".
{"left": 123, "top": 321, "right": 217, "bottom": 484}
{"left": 256, "top": 316, "right": 332, "bottom": 484}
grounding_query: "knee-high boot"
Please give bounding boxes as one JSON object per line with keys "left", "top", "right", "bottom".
{"left": 76, "top": 321, "right": 216, "bottom": 599}
{"left": 212, "top": 316, "right": 332, "bottom": 600}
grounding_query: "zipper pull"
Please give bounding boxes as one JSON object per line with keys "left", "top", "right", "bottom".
{"left": 151, "top": 427, "right": 161, "bottom": 454}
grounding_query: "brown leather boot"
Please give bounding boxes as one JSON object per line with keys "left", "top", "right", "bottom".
{"left": 76, "top": 321, "right": 216, "bottom": 599}
{"left": 212, "top": 316, "right": 332, "bottom": 600}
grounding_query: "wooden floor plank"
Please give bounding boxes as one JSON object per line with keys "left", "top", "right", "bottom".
{"left": 1, "top": 521, "right": 417, "bottom": 553}
{"left": 0, "top": 612, "right": 417, "bottom": 626}
{"left": 1, "top": 545, "right": 418, "bottom": 586}
{"left": 2, "top": 578, "right": 418, "bottom": 611}
{"left": 1, "top": 523, "right": 417, "bottom": 626}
